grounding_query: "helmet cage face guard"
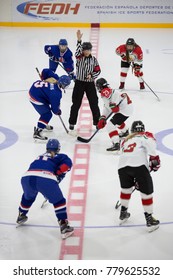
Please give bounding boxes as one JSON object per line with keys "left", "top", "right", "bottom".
{"left": 131, "top": 121, "right": 145, "bottom": 133}
{"left": 96, "top": 78, "right": 109, "bottom": 92}
{"left": 58, "top": 75, "right": 71, "bottom": 89}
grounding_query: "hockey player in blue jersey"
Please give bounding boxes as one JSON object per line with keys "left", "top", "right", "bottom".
{"left": 44, "top": 39, "right": 75, "bottom": 80}
{"left": 16, "top": 139, "right": 74, "bottom": 239}
{"left": 29, "top": 68, "right": 71, "bottom": 141}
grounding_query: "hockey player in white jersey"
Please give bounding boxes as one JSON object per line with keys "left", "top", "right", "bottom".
{"left": 118, "top": 120, "right": 160, "bottom": 232}
{"left": 96, "top": 78, "right": 133, "bottom": 151}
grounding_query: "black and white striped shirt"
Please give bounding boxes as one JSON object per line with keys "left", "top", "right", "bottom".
{"left": 75, "top": 41, "right": 101, "bottom": 82}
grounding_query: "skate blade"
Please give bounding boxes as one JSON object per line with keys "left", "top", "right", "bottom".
{"left": 119, "top": 218, "right": 129, "bottom": 226}
{"left": 16, "top": 220, "right": 27, "bottom": 228}
{"left": 34, "top": 138, "right": 48, "bottom": 143}
{"left": 61, "top": 230, "right": 74, "bottom": 239}
{"left": 148, "top": 224, "right": 159, "bottom": 233}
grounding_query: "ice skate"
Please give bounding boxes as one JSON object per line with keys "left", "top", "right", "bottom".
{"left": 16, "top": 212, "right": 28, "bottom": 227}
{"left": 144, "top": 213, "right": 160, "bottom": 233}
{"left": 69, "top": 124, "right": 74, "bottom": 130}
{"left": 106, "top": 142, "right": 120, "bottom": 152}
{"left": 119, "top": 129, "right": 129, "bottom": 138}
{"left": 119, "top": 82, "right": 125, "bottom": 90}
{"left": 119, "top": 206, "right": 130, "bottom": 225}
{"left": 59, "top": 220, "right": 74, "bottom": 239}
{"left": 44, "top": 125, "right": 53, "bottom": 131}
{"left": 33, "top": 127, "right": 48, "bottom": 141}
{"left": 140, "top": 82, "right": 145, "bottom": 90}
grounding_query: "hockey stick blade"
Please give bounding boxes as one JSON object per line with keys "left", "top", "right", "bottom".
{"left": 77, "top": 130, "right": 98, "bottom": 143}
{"left": 77, "top": 99, "right": 125, "bottom": 143}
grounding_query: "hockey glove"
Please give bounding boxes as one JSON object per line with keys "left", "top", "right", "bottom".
{"left": 49, "top": 55, "right": 59, "bottom": 63}
{"left": 97, "top": 116, "right": 107, "bottom": 129}
{"left": 121, "top": 54, "right": 127, "bottom": 61}
{"left": 56, "top": 173, "right": 65, "bottom": 184}
{"left": 68, "top": 72, "right": 76, "bottom": 81}
{"left": 57, "top": 108, "right": 62, "bottom": 115}
{"left": 109, "top": 102, "right": 120, "bottom": 113}
{"left": 149, "top": 155, "right": 161, "bottom": 172}
{"left": 133, "top": 64, "right": 141, "bottom": 77}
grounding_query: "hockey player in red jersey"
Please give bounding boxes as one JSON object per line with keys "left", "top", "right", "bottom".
{"left": 96, "top": 78, "right": 133, "bottom": 151}
{"left": 116, "top": 38, "right": 145, "bottom": 90}
{"left": 118, "top": 121, "right": 160, "bottom": 232}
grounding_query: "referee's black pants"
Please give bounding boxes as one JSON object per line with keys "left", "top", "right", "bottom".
{"left": 69, "top": 80, "right": 100, "bottom": 125}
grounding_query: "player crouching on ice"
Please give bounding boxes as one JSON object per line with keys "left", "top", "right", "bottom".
{"left": 28, "top": 68, "right": 71, "bottom": 141}
{"left": 96, "top": 78, "right": 133, "bottom": 151}
{"left": 118, "top": 121, "right": 160, "bottom": 232}
{"left": 16, "top": 139, "right": 74, "bottom": 239}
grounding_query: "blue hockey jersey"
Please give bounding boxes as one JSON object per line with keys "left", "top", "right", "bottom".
{"left": 29, "top": 80, "right": 62, "bottom": 115}
{"left": 27, "top": 152, "right": 72, "bottom": 182}
{"left": 44, "top": 45, "right": 74, "bottom": 73}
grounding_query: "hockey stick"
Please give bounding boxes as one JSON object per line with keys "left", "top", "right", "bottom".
{"left": 115, "top": 186, "right": 137, "bottom": 209}
{"left": 77, "top": 99, "right": 124, "bottom": 143}
{"left": 41, "top": 198, "right": 48, "bottom": 208}
{"left": 58, "top": 115, "right": 69, "bottom": 134}
{"left": 131, "top": 65, "right": 160, "bottom": 101}
{"left": 57, "top": 61, "right": 67, "bottom": 73}
{"left": 141, "top": 77, "right": 160, "bottom": 102}
{"left": 77, "top": 112, "right": 113, "bottom": 143}
{"left": 35, "top": 67, "right": 69, "bottom": 134}
{"left": 36, "top": 67, "right": 41, "bottom": 79}
{"left": 49, "top": 57, "right": 69, "bottom": 74}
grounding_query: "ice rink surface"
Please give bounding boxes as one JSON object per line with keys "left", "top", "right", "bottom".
{"left": 0, "top": 27, "right": 173, "bottom": 260}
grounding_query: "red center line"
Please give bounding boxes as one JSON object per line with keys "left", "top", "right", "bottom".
{"left": 59, "top": 24, "right": 100, "bottom": 260}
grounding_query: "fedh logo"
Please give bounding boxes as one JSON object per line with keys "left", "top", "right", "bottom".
{"left": 17, "top": 1, "right": 80, "bottom": 20}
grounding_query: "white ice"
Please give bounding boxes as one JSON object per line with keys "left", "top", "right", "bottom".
{"left": 0, "top": 27, "right": 173, "bottom": 260}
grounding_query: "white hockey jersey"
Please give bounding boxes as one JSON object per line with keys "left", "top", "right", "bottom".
{"left": 100, "top": 88, "right": 133, "bottom": 117}
{"left": 118, "top": 132, "right": 158, "bottom": 170}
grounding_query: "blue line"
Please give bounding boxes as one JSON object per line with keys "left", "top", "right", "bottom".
{"left": 0, "top": 221, "right": 173, "bottom": 229}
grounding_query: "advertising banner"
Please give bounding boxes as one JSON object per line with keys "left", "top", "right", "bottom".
{"left": 12, "top": 0, "right": 173, "bottom": 23}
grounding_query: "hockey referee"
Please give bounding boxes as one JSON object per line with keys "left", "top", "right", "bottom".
{"left": 69, "top": 30, "right": 101, "bottom": 130}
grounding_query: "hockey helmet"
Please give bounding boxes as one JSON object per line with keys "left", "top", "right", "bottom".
{"left": 126, "top": 38, "right": 135, "bottom": 46}
{"left": 58, "top": 75, "right": 71, "bottom": 89}
{"left": 96, "top": 78, "right": 109, "bottom": 91}
{"left": 82, "top": 42, "right": 92, "bottom": 51}
{"left": 59, "top": 39, "right": 68, "bottom": 46}
{"left": 131, "top": 121, "right": 145, "bottom": 133}
{"left": 46, "top": 139, "right": 61, "bottom": 153}
{"left": 41, "top": 68, "right": 59, "bottom": 81}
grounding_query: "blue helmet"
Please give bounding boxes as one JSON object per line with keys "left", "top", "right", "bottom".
{"left": 58, "top": 75, "right": 71, "bottom": 89}
{"left": 59, "top": 39, "right": 68, "bottom": 46}
{"left": 46, "top": 139, "right": 60, "bottom": 153}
